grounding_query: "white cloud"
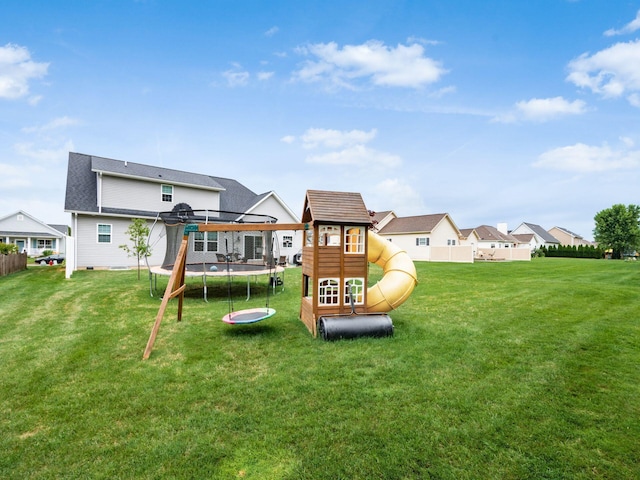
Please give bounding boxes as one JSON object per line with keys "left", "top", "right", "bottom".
{"left": 257, "top": 71, "right": 274, "bottom": 81}
{"left": 620, "top": 136, "right": 635, "bottom": 147}
{"left": 515, "top": 97, "right": 587, "bottom": 121}
{"left": 628, "top": 92, "right": 640, "bottom": 107}
{"left": 265, "top": 26, "right": 279, "bottom": 37}
{"left": 604, "top": 10, "right": 640, "bottom": 36}
{"left": 222, "top": 66, "right": 250, "bottom": 87}
{"left": 494, "top": 97, "right": 587, "bottom": 123}
{"left": 0, "top": 163, "right": 35, "bottom": 188}
{"left": 371, "top": 178, "right": 424, "bottom": 215}
{"left": 429, "top": 85, "right": 456, "bottom": 98}
{"left": 566, "top": 40, "right": 640, "bottom": 103}
{"left": 533, "top": 142, "right": 640, "bottom": 172}
{"left": 0, "top": 43, "right": 49, "bottom": 100}
{"left": 22, "top": 116, "right": 79, "bottom": 133}
{"left": 305, "top": 144, "right": 401, "bottom": 168}
{"left": 301, "top": 127, "right": 377, "bottom": 149}
{"left": 13, "top": 140, "right": 74, "bottom": 163}
{"left": 293, "top": 40, "right": 447, "bottom": 89}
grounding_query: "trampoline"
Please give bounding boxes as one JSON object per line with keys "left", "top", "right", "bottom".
{"left": 149, "top": 262, "right": 284, "bottom": 301}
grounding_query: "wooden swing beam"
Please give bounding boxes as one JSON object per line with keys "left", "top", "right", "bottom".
{"left": 143, "top": 222, "right": 308, "bottom": 359}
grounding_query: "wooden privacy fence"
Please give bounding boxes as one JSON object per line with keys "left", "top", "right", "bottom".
{"left": 0, "top": 253, "right": 27, "bottom": 276}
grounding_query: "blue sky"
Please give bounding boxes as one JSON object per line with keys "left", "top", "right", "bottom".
{"left": 2, "top": 0, "right": 640, "bottom": 240}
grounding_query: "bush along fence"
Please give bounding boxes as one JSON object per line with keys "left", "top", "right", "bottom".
{"left": 538, "top": 244, "right": 604, "bottom": 259}
{"left": 0, "top": 253, "right": 28, "bottom": 276}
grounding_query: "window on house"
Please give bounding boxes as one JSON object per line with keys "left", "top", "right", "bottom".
{"left": 318, "top": 278, "right": 340, "bottom": 305}
{"left": 194, "top": 232, "right": 218, "bottom": 252}
{"left": 416, "top": 237, "right": 429, "bottom": 246}
{"left": 37, "top": 239, "right": 53, "bottom": 250}
{"left": 447, "top": 239, "right": 456, "bottom": 246}
{"left": 344, "top": 227, "right": 364, "bottom": 254}
{"left": 97, "top": 224, "right": 112, "bottom": 243}
{"left": 161, "top": 184, "right": 173, "bottom": 202}
{"left": 282, "top": 235, "right": 293, "bottom": 248}
{"left": 345, "top": 278, "right": 364, "bottom": 305}
{"left": 318, "top": 225, "right": 341, "bottom": 246}
{"left": 17, "top": 214, "right": 24, "bottom": 221}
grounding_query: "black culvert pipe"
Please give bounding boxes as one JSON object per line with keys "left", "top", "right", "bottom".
{"left": 318, "top": 314, "right": 394, "bottom": 341}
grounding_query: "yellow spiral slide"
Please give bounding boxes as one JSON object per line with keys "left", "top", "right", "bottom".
{"left": 366, "top": 230, "right": 418, "bottom": 312}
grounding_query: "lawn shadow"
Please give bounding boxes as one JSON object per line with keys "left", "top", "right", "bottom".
{"left": 222, "top": 324, "right": 278, "bottom": 337}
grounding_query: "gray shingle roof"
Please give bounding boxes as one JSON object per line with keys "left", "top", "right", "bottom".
{"left": 91, "top": 155, "right": 224, "bottom": 190}
{"left": 65, "top": 152, "right": 99, "bottom": 213}
{"left": 522, "top": 222, "right": 560, "bottom": 244}
{"left": 212, "top": 176, "right": 267, "bottom": 213}
{"left": 65, "top": 152, "right": 272, "bottom": 220}
{"left": 553, "top": 226, "right": 583, "bottom": 239}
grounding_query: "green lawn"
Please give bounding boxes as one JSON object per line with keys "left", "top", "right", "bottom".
{"left": 1, "top": 259, "right": 639, "bottom": 479}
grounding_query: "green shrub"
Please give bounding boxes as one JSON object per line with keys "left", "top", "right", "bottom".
{"left": 0, "top": 243, "right": 18, "bottom": 254}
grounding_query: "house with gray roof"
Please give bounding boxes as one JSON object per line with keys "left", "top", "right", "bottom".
{"left": 511, "top": 222, "right": 560, "bottom": 252}
{"left": 64, "top": 152, "right": 300, "bottom": 269}
{"left": 0, "top": 210, "right": 67, "bottom": 257}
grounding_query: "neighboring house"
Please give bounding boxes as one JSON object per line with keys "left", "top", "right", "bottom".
{"left": 548, "top": 226, "right": 592, "bottom": 247}
{"left": 511, "top": 222, "right": 560, "bottom": 251}
{"left": 0, "top": 210, "right": 67, "bottom": 256}
{"left": 474, "top": 225, "right": 519, "bottom": 249}
{"left": 459, "top": 228, "right": 480, "bottom": 259}
{"left": 377, "top": 213, "right": 473, "bottom": 262}
{"left": 370, "top": 210, "right": 396, "bottom": 232}
{"left": 512, "top": 233, "right": 536, "bottom": 251}
{"left": 64, "top": 152, "right": 301, "bottom": 269}
{"left": 473, "top": 224, "right": 530, "bottom": 261}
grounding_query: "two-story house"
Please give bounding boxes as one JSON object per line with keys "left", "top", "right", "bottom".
{"left": 64, "top": 152, "right": 301, "bottom": 270}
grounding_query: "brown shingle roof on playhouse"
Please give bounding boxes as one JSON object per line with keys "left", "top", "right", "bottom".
{"left": 302, "top": 190, "right": 372, "bottom": 225}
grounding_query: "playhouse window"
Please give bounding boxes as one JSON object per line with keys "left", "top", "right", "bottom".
{"left": 305, "top": 229, "right": 314, "bottom": 247}
{"left": 344, "top": 226, "right": 364, "bottom": 254}
{"left": 344, "top": 278, "right": 365, "bottom": 305}
{"left": 194, "top": 231, "right": 218, "bottom": 252}
{"left": 161, "top": 184, "right": 173, "bottom": 202}
{"left": 318, "top": 225, "right": 341, "bottom": 246}
{"left": 318, "top": 278, "right": 340, "bottom": 305}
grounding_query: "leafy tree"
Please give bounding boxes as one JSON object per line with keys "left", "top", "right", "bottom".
{"left": 119, "top": 218, "right": 152, "bottom": 279}
{"left": 593, "top": 204, "right": 640, "bottom": 259}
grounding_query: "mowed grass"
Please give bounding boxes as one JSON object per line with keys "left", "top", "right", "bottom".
{"left": 1, "top": 258, "right": 639, "bottom": 479}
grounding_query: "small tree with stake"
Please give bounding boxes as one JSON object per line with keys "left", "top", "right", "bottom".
{"left": 119, "top": 218, "right": 152, "bottom": 279}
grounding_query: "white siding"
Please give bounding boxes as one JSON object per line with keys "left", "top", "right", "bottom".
{"left": 249, "top": 195, "right": 303, "bottom": 263}
{"left": 75, "top": 216, "right": 166, "bottom": 268}
{"left": 100, "top": 175, "right": 221, "bottom": 213}
{"left": 380, "top": 218, "right": 469, "bottom": 262}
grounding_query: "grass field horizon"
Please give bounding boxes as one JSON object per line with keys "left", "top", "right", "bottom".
{"left": 1, "top": 258, "right": 639, "bottom": 479}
